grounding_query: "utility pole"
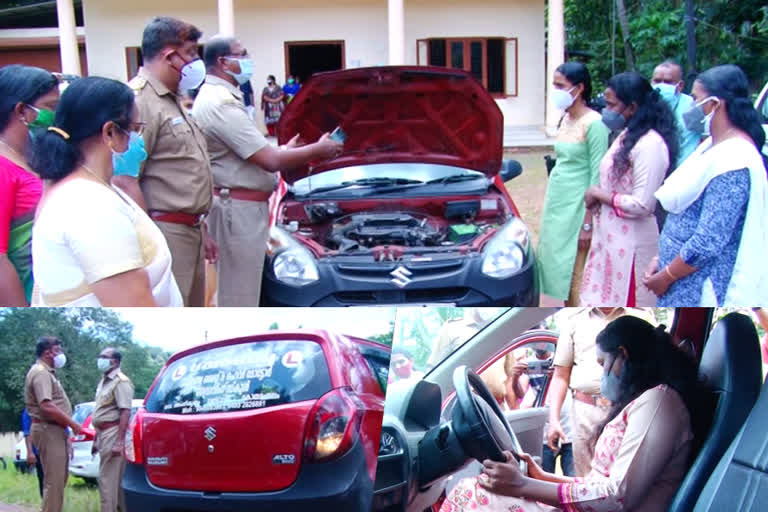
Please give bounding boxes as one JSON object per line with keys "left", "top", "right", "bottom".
{"left": 685, "top": 0, "right": 697, "bottom": 90}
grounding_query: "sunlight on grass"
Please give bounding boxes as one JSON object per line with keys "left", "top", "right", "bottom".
{"left": 0, "top": 466, "right": 99, "bottom": 512}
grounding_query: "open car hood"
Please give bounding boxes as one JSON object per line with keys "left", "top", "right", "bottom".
{"left": 277, "top": 66, "right": 504, "bottom": 184}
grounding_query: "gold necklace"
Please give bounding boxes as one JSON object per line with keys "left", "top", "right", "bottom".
{"left": 0, "top": 138, "right": 39, "bottom": 177}
{"left": 80, "top": 164, "right": 132, "bottom": 207}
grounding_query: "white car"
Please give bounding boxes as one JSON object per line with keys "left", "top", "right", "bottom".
{"left": 69, "top": 399, "right": 144, "bottom": 483}
{"left": 13, "top": 435, "right": 30, "bottom": 473}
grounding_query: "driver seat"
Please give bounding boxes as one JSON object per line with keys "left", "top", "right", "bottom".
{"left": 693, "top": 376, "right": 768, "bottom": 511}
{"left": 668, "top": 313, "right": 763, "bottom": 512}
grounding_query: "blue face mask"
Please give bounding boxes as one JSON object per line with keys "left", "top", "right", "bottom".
{"left": 600, "top": 354, "right": 626, "bottom": 402}
{"left": 654, "top": 83, "right": 680, "bottom": 109}
{"left": 225, "top": 57, "right": 254, "bottom": 86}
{"left": 112, "top": 131, "right": 147, "bottom": 178}
{"left": 601, "top": 108, "right": 627, "bottom": 132}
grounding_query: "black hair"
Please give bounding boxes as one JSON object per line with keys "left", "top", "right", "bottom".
{"left": 36, "top": 336, "right": 62, "bottom": 357}
{"left": 607, "top": 71, "right": 679, "bottom": 177}
{"left": 0, "top": 65, "right": 58, "bottom": 132}
{"left": 106, "top": 348, "right": 122, "bottom": 364}
{"left": 592, "top": 317, "right": 702, "bottom": 444}
{"left": 203, "top": 36, "right": 235, "bottom": 70}
{"left": 696, "top": 64, "right": 766, "bottom": 152}
{"left": 555, "top": 61, "right": 592, "bottom": 105}
{"left": 28, "top": 77, "right": 134, "bottom": 181}
{"left": 267, "top": 75, "right": 276, "bottom": 83}
{"left": 141, "top": 16, "right": 203, "bottom": 61}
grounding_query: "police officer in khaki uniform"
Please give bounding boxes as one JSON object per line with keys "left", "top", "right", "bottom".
{"left": 192, "top": 36, "right": 342, "bottom": 306}
{"left": 91, "top": 348, "right": 134, "bottom": 512}
{"left": 24, "top": 336, "right": 83, "bottom": 512}
{"left": 113, "top": 17, "right": 218, "bottom": 307}
{"left": 547, "top": 307, "right": 655, "bottom": 476}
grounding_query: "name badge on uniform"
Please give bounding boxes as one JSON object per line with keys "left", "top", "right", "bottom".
{"left": 171, "top": 116, "right": 185, "bottom": 126}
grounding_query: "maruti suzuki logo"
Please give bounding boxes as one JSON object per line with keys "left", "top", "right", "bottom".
{"left": 390, "top": 266, "right": 413, "bottom": 288}
{"left": 204, "top": 426, "right": 216, "bottom": 441}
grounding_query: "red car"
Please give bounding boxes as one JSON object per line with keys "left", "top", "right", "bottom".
{"left": 262, "top": 66, "right": 537, "bottom": 307}
{"left": 122, "top": 330, "right": 390, "bottom": 511}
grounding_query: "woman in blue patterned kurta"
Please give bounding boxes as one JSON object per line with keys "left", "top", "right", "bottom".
{"left": 644, "top": 65, "right": 768, "bottom": 306}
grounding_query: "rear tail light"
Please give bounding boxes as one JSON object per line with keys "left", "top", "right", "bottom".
{"left": 124, "top": 408, "right": 145, "bottom": 464}
{"left": 303, "top": 388, "right": 362, "bottom": 462}
{"left": 71, "top": 427, "right": 95, "bottom": 443}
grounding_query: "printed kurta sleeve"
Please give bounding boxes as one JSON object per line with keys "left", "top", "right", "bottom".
{"left": 611, "top": 134, "right": 669, "bottom": 219}
{"left": 558, "top": 387, "right": 691, "bottom": 511}
{"left": 679, "top": 169, "right": 750, "bottom": 267}
{"left": 586, "top": 120, "right": 609, "bottom": 187}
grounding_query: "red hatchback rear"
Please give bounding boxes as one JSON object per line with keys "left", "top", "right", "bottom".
{"left": 122, "top": 330, "right": 390, "bottom": 511}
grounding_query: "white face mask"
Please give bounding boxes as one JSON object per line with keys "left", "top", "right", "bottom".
{"left": 178, "top": 58, "right": 206, "bottom": 92}
{"left": 53, "top": 353, "right": 67, "bottom": 369}
{"left": 552, "top": 86, "right": 576, "bottom": 111}
{"left": 97, "top": 358, "right": 112, "bottom": 371}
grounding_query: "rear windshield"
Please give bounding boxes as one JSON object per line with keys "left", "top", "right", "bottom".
{"left": 145, "top": 340, "right": 332, "bottom": 415}
{"left": 72, "top": 404, "right": 94, "bottom": 425}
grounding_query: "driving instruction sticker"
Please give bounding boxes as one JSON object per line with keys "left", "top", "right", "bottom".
{"left": 282, "top": 350, "right": 303, "bottom": 368}
{"left": 171, "top": 364, "right": 187, "bottom": 381}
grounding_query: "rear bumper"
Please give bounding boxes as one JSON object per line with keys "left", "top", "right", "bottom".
{"left": 122, "top": 438, "right": 373, "bottom": 512}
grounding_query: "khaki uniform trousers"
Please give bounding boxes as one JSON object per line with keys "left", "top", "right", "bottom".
{"left": 207, "top": 195, "right": 269, "bottom": 307}
{"left": 97, "top": 425, "right": 127, "bottom": 512}
{"left": 30, "top": 422, "right": 69, "bottom": 512}
{"left": 156, "top": 221, "right": 206, "bottom": 307}
{"left": 571, "top": 397, "right": 610, "bottom": 477}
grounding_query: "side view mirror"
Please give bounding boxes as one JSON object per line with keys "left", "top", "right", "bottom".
{"left": 499, "top": 159, "right": 522, "bottom": 182}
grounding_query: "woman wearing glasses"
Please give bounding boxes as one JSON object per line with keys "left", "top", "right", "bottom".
{"left": 29, "top": 76, "right": 182, "bottom": 307}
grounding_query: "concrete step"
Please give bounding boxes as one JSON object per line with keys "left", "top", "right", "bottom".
{"left": 503, "top": 125, "right": 555, "bottom": 148}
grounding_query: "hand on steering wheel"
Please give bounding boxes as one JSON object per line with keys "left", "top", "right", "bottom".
{"left": 452, "top": 366, "right": 527, "bottom": 475}
{"left": 478, "top": 451, "right": 527, "bottom": 497}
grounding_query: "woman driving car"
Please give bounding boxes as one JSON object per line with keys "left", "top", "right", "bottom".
{"left": 440, "top": 316, "right": 701, "bottom": 512}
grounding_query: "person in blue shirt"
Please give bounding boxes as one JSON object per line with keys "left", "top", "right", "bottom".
{"left": 651, "top": 60, "right": 702, "bottom": 168}
{"left": 283, "top": 75, "right": 301, "bottom": 103}
{"left": 21, "top": 407, "right": 45, "bottom": 497}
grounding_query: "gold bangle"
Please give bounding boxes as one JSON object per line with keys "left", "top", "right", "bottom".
{"left": 664, "top": 266, "right": 678, "bottom": 281}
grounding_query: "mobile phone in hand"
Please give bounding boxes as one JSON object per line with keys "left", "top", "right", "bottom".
{"left": 329, "top": 126, "right": 347, "bottom": 143}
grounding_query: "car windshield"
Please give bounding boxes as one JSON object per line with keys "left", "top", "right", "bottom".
{"left": 388, "top": 307, "right": 509, "bottom": 383}
{"left": 291, "top": 163, "right": 486, "bottom": 197}
{"left": 72, "top": 403, "right": 94, "bottom": 425}
{"left": 145, "top": 340, "right": 332, "bottom": 415}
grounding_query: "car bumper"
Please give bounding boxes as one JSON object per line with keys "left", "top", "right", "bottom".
{"left": 69, "top": 441, "right": 100, "bottom": 479}
{"left": 122, "top": 438, "right": 373, "bottom": 512}
{"left": 262, "top": 250, "right": 538, "bottom": 306}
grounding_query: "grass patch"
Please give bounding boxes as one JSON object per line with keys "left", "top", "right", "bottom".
{"left": 503, "top": 148, "right": 551, "bottom": 249}
{"left": 0, "top": 465, "right": 99, "bottom": 512}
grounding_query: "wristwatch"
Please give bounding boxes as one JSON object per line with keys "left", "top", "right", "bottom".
{"left": 582, "top": 223, "right": 592, "bottom": 232}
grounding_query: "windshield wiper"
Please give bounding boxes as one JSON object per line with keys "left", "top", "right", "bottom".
{"left": 300, "top": 177, "right": 424, "bottom": 196}
{"left": 426, "top": 174, "right": 487, "bottom": 185}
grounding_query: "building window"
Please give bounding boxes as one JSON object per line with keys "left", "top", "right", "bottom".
{"left": 125, "top": 45, "right": 204, "bottom": 81}
{"left": 416, "top": 37, "right": 518, "bottom": 97}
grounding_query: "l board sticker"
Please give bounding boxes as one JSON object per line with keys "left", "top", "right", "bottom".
{"left": 282, "top": 351, "right": 303, "bottom": 368}
{"left": 272, "top": 454, "right": 296, "bottom": 465}
{"left": 171, "top": 364, "right": 187, "bottom": 381}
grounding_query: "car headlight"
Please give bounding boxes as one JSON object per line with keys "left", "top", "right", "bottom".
{"left": 267, "top": 226, "right": 320, "bottom": 286}
{"left": 481, "top": 217, "right": 530, "bottom": 278}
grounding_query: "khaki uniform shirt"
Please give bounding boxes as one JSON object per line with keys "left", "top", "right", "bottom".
{"left": 129, "top": 67, "right": 213, "bottom": 214}
{"left": 192, "top": 75, "right": 273, "bottom": 192}
{"left": 427, "top": 317, "right": 484, "bottom": 368}
{"left": 24, "top": 359, "right": 73, "bottom": 421}
{"left": 92, "top": 367, "right": 134, "bottom": 427}
{"left": 553, "top": 307, "right": 655, "bottom": 395}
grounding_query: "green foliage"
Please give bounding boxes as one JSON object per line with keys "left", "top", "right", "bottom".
{"left": 368, "top": 332, "right": 394, "bottom": 346}
{"left": 0, "top": 465, "right": 99, "bottom": 512}
{"left": 0, "top": 308, "right": 168, "bottom": 431}
{"left": 564, "top": 0, "right": 768, "bottom": 94}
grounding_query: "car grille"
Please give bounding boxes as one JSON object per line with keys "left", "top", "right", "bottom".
{"left": 335, "top": 287, "right": 469, "bottom": 304}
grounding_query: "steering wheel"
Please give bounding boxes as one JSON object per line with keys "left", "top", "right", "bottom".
{"left": 451, "top": 365, "right": 528, "bottom": 474}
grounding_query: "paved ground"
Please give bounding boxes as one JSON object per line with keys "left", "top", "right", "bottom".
{"left": 0, "top": 504, "right": 34, "bottom": 512}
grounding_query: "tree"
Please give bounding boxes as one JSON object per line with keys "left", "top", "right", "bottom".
{"left": 0, "top": 308, "right": 167, "bottom": 430}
